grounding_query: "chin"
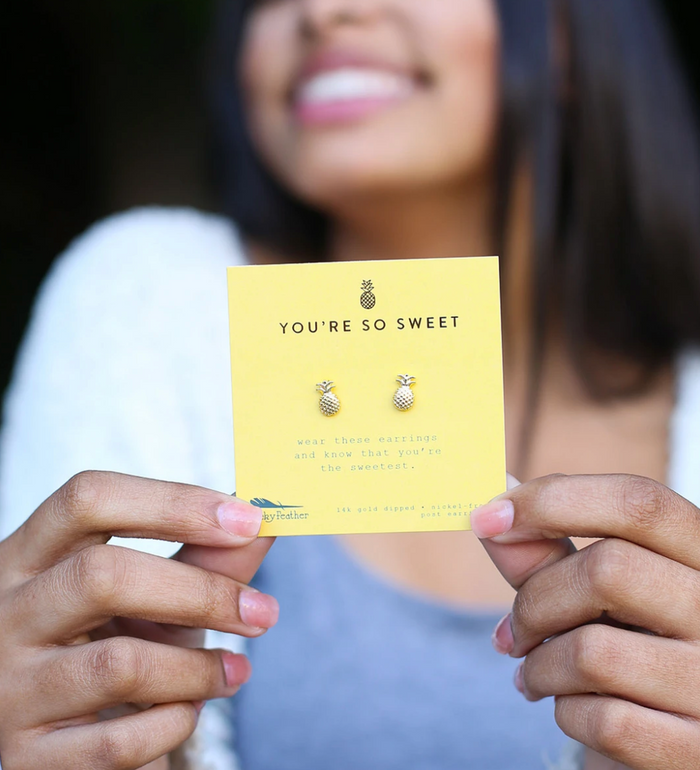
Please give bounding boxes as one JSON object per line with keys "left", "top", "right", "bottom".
{"left": 261, "top": 117, "right": 492, "bottom": 208}
{"left": 278, "top": 139, "right": 443, "bottom": 206}
{"left": 294, "top": 160, "right": 403, "bottom": 203}
{"left": 293, "top": 171, "right": 424, "bottom": 214}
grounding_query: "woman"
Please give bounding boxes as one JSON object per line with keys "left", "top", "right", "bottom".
{"left": 2, "top": 0, "right": 700, "bottom": 768}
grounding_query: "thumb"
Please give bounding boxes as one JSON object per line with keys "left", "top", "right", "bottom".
{"left": 175, "top": 537, "right": 276, "bottom": 584}
{"left": 174, "top": 492, "right": 276, "bottom": 583}
{"left": 472, "top": 474, "right": 576, "bottom": 590}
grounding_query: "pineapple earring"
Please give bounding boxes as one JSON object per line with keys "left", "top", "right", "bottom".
{"left": 393, "top": 374, "right": 416, "bottom": 411}
{"left": 317, "top": 381, "right": 341, "bottom": 416}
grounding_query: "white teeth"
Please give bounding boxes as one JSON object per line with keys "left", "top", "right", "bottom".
{"left": 298, "top": 68, "right": 414, "bottom": 104}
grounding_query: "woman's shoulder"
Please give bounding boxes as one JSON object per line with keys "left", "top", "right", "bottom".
{"left": 48, "top": 206, "right": 247, "bottom": 290}
{"left": 67, "top": 206, "right": 245, "bottom": 258}
{"left": 24, "top": 206, "right": 248, "bottom": 358}
{"left": 8, "top": 206, "right": 248, "bottom": 420}
{"left": 1, "top": 208, "right": 245, "bottom": 529}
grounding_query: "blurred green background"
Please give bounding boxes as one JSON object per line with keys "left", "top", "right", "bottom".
{"left": 1, "top": 0, "right": 698, "bottom": 397}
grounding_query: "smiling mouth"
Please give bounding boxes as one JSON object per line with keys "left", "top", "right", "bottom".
{"left": 293, "top": 66, "right": 424, "bottom": 126}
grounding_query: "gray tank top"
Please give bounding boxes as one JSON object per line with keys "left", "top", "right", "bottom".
{"left": 233, "top": 535, "right": 567, "bottom": 769}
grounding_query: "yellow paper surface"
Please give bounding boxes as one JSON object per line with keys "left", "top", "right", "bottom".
{"left": 228, "top": 257, "right": 505, "bottom": 536}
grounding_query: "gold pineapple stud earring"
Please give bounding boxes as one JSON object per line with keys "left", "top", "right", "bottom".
{"left": 317, "top": 381, "right": 341, "bottom": 416}
{"left": 393, "top": 374, "right": 416, "bottom": 411}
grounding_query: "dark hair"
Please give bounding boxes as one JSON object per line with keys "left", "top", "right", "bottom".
{"left": 209, "top": 0, "right": 700, "bottom": 398}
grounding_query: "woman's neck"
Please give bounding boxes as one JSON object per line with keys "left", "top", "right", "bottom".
{"left": 250, "top": 172, "right": 535, "bottom": 372}
{"left": 328, "top": 171, "right": 535, "bottom": 361}
{"left": 328, "top": 182, "right": 495, "bottom": 264}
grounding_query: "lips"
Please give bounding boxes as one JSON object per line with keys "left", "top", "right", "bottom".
{"left": 292, "top": 50, "right": 421, "bottom": 126}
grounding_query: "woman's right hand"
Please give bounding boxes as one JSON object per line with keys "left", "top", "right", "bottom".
{"left": 0, "top": 471, "right": 278, "bottom": 770}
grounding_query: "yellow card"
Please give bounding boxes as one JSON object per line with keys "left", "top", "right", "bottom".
{"left": 227, "top": 257, "right": 505, "bottom": 536}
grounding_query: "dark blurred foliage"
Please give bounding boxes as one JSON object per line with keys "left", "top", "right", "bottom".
{"left": 0, "top": 0, "right": 698, "bottom": 398}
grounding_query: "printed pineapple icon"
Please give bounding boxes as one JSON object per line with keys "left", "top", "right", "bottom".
{"left": 360, "top": 280, "right": 376, "bottom": 310}
{"left": 317, "top": 381, "right": 340, "bottom": 416}
{"left": 393, "top": 374, "right": 416, "bottom": 411}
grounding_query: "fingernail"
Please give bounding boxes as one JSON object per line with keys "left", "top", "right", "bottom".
{"left": 514, "top": 662, "right": 525, "bottom": 694}
{"left": 471, "top": 499, "right": 514, "bottom": 539}
{"left": 217, "top": 501, "right": 262, "bottom": 538}
{"left": 239, "top": 588, "right": 280, "bottom": 629}
{"left": 222, "top": 652, "right": 252, "bottom": 688}
{"left": 492, "top": 613, "right": 514, "bottom": 655}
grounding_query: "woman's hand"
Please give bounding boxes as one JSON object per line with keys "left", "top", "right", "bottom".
{"left": 472, "top": 474, "right": 700, "bottom": 770}
{"left": 0, "top": 471, "right": 277, "bottom": 770}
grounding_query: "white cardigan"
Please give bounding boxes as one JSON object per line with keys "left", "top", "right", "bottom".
{"left": 2, "top": 208, "right": 699, "bottom": 770}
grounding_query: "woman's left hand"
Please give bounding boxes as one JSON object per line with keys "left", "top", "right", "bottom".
{"left": 472, "top": 474, "right": 700, "bottom": 770}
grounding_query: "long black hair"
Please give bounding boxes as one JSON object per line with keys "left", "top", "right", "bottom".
{"left": 209, "top": 0, "right": 700, "bottom": 398}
